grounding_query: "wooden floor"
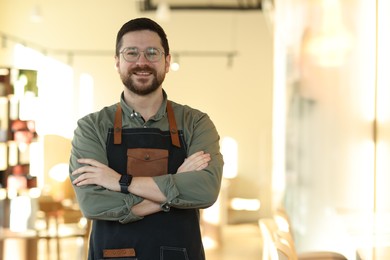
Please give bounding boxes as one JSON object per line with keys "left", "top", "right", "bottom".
{"left": 2, "top": 223, "right": 262, "bottom": 260}
{"left": 206, "top": 223, "right": 263, "bottom": 260}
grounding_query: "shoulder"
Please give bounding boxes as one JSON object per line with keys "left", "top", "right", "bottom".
{"left": 76, "top": 103, "right": 117, "bottom": 130}
{"left": 170, "top": 101, "right": 207, "bottom": 120}
{"left": 169, "top": 101, "right": 215, "bottom": 131}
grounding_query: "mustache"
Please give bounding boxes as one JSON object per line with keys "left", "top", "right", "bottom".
{"left": 132, "top": 65, "right": 154, "bottom": 73}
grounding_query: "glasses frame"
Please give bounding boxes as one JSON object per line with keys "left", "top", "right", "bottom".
{"left": 120, "top": 47, "right": 165, "bottom": 63}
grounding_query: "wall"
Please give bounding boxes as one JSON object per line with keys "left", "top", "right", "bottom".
{"left": 274, "top": 0, "right": 390, "bottom": 258}
{"left": 0, "top": 0, "right": 274, "bottom": 221}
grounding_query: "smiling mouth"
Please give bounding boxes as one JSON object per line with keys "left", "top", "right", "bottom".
{"left": 134, "top": 71, "right": 152, "bottom": 76}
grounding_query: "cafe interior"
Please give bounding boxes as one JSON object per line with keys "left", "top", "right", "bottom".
{"left": 0, "top": 0, "right": 389, "bottom": 259}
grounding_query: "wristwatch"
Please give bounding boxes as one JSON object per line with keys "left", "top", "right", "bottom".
{"left": 119, "top": 174, "right": 133, "bottom": 194}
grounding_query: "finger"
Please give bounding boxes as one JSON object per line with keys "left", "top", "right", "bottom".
{"left": 77, "top": 158, "right": 105, "bottom": 168}
{"left": 71, "top": 165, "right": 95, "bottom": 175}
{"left": 72, "top": 166, "right": 86, "bottom": 175}
{"left": 187, "top": 151, "right": 204, "bottom": 160}
{"left": 72, "top": 174, "right": 84, "bottom": 185}
{"left": 74, "top": 178, "right": 90, "bottom": 186}
{"left": 196, "top": 162, "right": 209, "bottom": 171}
{"left": 191, "top": 154, "right": 211, "bottom": 166}
{"left": 192, "top": 156, "right": 210, "bottom": 169}
{"left": 73, "top": 173, "right": 95, "bottom": 186}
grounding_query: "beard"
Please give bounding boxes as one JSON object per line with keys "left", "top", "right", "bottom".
{"left": 120, "top": 65, "right": 165, "bottom": 96}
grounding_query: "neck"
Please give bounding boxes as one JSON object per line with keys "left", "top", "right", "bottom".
{"left": 123, "top": 88, "right": 163, "bottom": 121}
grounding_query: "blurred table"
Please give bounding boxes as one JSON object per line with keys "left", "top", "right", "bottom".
{"left": 357, "top": 246, "right": 390, "bottom": 260}
{"left": 0, "top": 228, "right": 37, "bottom": 260}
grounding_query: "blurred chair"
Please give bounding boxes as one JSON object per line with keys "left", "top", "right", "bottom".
{"left": 259, "top": 207, "right": 347, "bottom": 260}
{"left": 36, "top": 195, "right": 91, "bottom": 260}
{"left": 259, "top": 218, "right": 297, "bottom": 260}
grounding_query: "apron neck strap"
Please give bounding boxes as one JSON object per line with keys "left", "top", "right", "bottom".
{"left": 166, "top": 101, "right": 181, "bottom": 148}
{"left": 113, "top": 101, "right": 181, "bottom": 148}
{"left": 114, "top": 103, "right": 122, "bottom": 144}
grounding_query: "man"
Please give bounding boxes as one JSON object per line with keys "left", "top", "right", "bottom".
{"left": 69, "top": 17, "right": 224, "bottom": 260}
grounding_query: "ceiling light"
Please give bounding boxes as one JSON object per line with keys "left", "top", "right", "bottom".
{"left": 31, "top": 5, "right": 43, "bottom": 23}
{"left": 156, "top": 2, "right": 170, "bottom": 22}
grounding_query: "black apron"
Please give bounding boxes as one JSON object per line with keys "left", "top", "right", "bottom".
{"left": 88, "top": 101, "right": 205, "bottom": 260}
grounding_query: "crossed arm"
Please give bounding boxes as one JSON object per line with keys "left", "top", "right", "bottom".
{"left": 71, "top": 151, "right": 211, "bottom": 217}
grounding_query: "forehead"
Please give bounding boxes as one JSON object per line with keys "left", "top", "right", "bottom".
{"left": 121, "top": 30, "right": 162, "bottom": 49}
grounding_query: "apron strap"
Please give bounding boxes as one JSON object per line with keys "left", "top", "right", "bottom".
{"left": 166, "top": 101, "right": 181, "bottom": 148}
{"left": 114, "top": 103, "right": 122, "bottom": 144}
{"left": 113, "top": 101, "right": 181, "bottom": 148}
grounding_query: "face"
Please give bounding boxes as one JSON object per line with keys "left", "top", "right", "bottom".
{"left": 115, "top": 30, "right": 170, "bottom": 96}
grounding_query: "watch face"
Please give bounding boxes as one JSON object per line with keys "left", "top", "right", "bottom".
{"left": 120, "top": 174, "right": 129, "bottom": 185}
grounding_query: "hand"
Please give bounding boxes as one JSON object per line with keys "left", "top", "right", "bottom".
{"left": 72, "top": 158, "right": 121, "bottom": 191}
{"left": 177, "top": 151, "right": 211, "bottom": 173}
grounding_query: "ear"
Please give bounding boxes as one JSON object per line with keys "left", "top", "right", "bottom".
{"left": 165, "top": 54, "right": 171, "bottom": 73}
{"left": 115, "top": 55, "right": 120, "bottom": 71}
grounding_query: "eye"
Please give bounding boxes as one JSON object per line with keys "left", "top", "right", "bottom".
{"left": 124, "top": 48, "right": 139, "bottom": 57}
{"left": 146, "top": 48, "right": 159, "bottom": 57}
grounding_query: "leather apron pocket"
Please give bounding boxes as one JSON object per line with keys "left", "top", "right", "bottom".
{"left": 102, "top": 248, "right": 137, "bottom": 259}
{"left": 127, "top": 148, "right": 168, "bottom": 177}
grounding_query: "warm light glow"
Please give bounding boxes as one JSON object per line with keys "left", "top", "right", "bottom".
{"left": 14, "top": 74, "right": 28, "bottom": 98}
{"left": 377, "top": 0, "right": 390, "bottom": 123}
{"left": 202, "top": 197, "right": 221, "bottom": 225}
{"left": 272, "top": 35, "right": 286, "bottom": 198}
{"left": 19, "top": 92, "right": 38, "bottom": 121}
{"left": 202, "top": 236, "right": 218, "bottom": 250}
{"left": 7, "top": 188, "right": 17, "bottom": 199}
{"left": 230, "top": 198, "right": 261, "bottom": 211}
{"left": 0, "top": 188, "right": 7, "bottom": 200}
{"left": 49, "top": 163, "right": 70, "bottom": 182}
{"left": 8, "top": 95, "right": 19, "bottom": 120}
{"left": 7, "top": 140, "right": 18, "bottom": 166}
{"left": 0, "top": 143, "right": 7, "bottom": 170}
{"left": 274, "top": 215, "right": 290, "bottom": 233}
{"left": 0, "top": 97, "right": 8, "bottom": 129}
{"left": 10, "top": 195, "right": 31, "bottom": 232}
{"left": 13, "top": 44, "right": 75, "bottom": 138}
{"left": 221, "top": 137, "right": 238, "bottom": 179}
{"left": 357, "top": 0, "right": 376, "bottom": 123}
{"left": 29, "top": 141, "right": 43, "bottom": 180}
{"left": 28, "top": 187, "right": 42, "bottom": 198}
{"left": 79, "top": 73, "right": 94, "bottom": 117}
{"left": 305, "top": 0, "right": 353, "bottom": 67}
{"left": 170, "top": 62, "right": 180, "bottom": 71}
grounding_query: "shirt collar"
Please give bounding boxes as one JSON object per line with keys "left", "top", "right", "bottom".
{"left": 119, "top": 90, "right": 168, "bottom": 121}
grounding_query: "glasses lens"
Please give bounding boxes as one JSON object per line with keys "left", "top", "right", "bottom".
{"left": 121, "top": 47, "right": 163, "bottom": 62}
{"left": 145, "top": 48, "right": 161, "bottom": 62}
{"left": 122, "top": 48, "right": 139, "bottom": 62}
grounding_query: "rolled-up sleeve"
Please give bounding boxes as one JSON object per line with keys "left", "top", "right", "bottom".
{"left": 69, "top": 110, "right": 143, "bottom": 223}
{"left": 153, "top": 109, "right": 224, "bottom": 209}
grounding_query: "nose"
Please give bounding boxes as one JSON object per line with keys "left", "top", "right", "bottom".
{"left": 136, "top": 51, "right": 149, "bottom": 64}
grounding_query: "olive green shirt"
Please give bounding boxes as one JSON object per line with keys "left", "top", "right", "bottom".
{"left": 69, "top": 91, "right": 224, "bottom": 224}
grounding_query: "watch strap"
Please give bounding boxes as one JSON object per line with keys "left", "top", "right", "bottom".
{"left": 119, "top": 174, "right": 132, "bottom": 194}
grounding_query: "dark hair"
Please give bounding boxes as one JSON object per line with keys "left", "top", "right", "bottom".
{"left": 115, "top": 17, "right": 170, "bottom": 57}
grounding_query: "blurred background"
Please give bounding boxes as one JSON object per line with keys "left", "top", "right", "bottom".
{"left": 0, "top": 0, "right": 389, "bottom": 259}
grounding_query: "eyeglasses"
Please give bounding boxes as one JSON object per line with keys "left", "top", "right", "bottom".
{"left": 120, "top": 47, "right": 165, "bottom": 62}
